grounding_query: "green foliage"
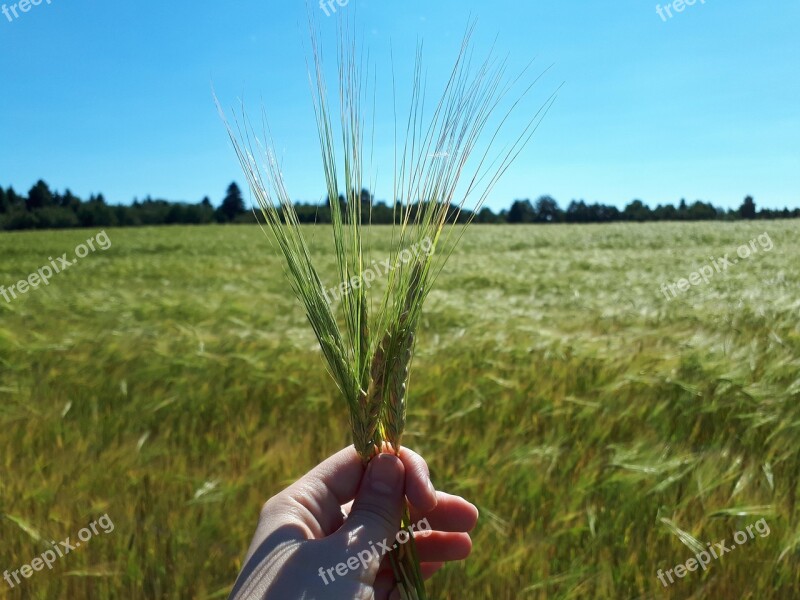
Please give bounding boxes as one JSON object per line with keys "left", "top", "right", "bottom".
{"left": 534, "top": 196, "right": 560, "bottom": 223}
{"left": 6, "top": 186, "right": 22, "bottom": 209}
{"left": 740, "top": 195, "right": 757, "bottom": 219}
{"left": 623, "top": 199, "right": 650, "bottom": 222}
{"left": 32, "top": 206, "right": 81, "bottom": 229}
{"left": 1, "top": 181, "right": 797, "bottom": 231}
{"left": 508, "top": 199, "right": 536, "bottom": 223}
{"left": 215, "top": 183, "right": 246, "bottom": 223}
{"left": 77, "top": 200, "right": 118, "bottom": 228}
{"left": 25, "top": 179, "right": 55, "bottom": 211}
{"left": 0, "top": 183, "right": 258, "bottom": 231}
{"left": 1, "top": 208, "right": 39, "bottom": 230}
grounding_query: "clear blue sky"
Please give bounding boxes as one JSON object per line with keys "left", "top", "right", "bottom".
{"left": 1, "top": 0, "right": 798, "bottom": 211}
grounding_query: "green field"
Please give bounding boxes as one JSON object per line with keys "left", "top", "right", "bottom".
{"left": 1, "top": 222, "right": 799, "bottom": 599}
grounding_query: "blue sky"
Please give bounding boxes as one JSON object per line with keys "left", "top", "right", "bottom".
{"left": 1, "top": 0, "right": 798, "bottom": 211}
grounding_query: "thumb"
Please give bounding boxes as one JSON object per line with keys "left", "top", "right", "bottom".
{"left": 331, "top": 453, "right": 406, "bottom": 576}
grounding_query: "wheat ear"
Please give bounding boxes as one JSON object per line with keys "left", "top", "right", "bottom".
{"left": 353, "top": 299, "right": 383, "bottom": 462}
{"left": 380, "top": 260, "right": 422, "bottom": 450}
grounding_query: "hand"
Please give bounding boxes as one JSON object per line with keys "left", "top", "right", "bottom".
{"left": 229, "top": 445, "right": 479, "bottom": 599}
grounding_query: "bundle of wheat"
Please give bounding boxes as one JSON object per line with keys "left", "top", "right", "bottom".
{"left": 218, "top": 21, "right": 555, "bottom": 599}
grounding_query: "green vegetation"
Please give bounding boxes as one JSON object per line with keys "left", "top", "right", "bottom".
{"left": 0, "top": 182, "right": 253, "bottom": 230}
{"left": 2, "top": 179, "right": 798, "bottom": 231}
{"left": 1, "top": 222, "right": 799, "bottom": 599}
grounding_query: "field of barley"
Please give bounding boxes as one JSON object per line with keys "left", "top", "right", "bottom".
{"left": 1, "top": 222, "right": 799, "bottom": 599}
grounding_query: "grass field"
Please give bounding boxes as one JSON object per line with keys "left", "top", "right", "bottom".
{"left": 1, "top": 222, "right": 799, "bottom": 599}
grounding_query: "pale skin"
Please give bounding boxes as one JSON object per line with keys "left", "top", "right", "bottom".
{"left": 230, "top": 446, "right": 479, "bottom": 600}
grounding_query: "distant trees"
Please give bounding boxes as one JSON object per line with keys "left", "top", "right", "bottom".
{"left": 60, "top": 189, "right": 81, "bottom": 211}
{"left": 0, "top": 179, "right": 797, "bottom": 231}
{"left": 26, "top": 180, "right": 54, "bottom": 210}
{"left": 476, "top": 206, "right": 503, "bottom": 223}
{"left": 686, "top": 200, "right": 718, "bottom": 220}
{"left": 0, "top": 182, "right": 254, "bottom": 230}
{"left": 740, "top": 195, "right": 757, "bottom": 219}
{"left": 623, "top": 199, "right": 651, "bottom": 222}
{"left": 565, "top": 200, "right": 620, "bottom": 223}
{"left": 508, "top": 199, "right": 536, "bottom": 223}
{"left": 500, "top": 194, "right": 798, "bottom": 225}
{"left": 77, "top": 195, "right": 116, "bottom": 227}
{"left": 370, "top": 200, "right": 395, "bottom": 224}
{"left": 534, "top": 196, "right": 560, "bottom": 223}
{"left": 0, "top": 187, "right": 23, "bottom": 214}
{"left": 565, "top": 200, "right": 590, "bottom": 223}
{"left": 315, "top": 188, "right": 391, "bottom": 224}
{"left": 215, "top": 182, "right": 246, "bottom": 223}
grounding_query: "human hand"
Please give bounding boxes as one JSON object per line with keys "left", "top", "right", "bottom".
{"left": 229, "top": 446, "right": 479, "bottom": 599}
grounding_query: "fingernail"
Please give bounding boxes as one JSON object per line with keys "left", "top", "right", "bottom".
{"left": 368, "top": 454, "right": 403, "bottom": 495}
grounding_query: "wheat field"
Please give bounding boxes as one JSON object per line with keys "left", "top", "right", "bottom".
{"left": 1, "top": 222, "right": 799, "bottom": 599}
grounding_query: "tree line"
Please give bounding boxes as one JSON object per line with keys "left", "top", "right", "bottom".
{"left": 0, "top": 181, "right": 251, "bottom": 230}
{"left": 1, "top": 180, "right": 797, "bottom": 231}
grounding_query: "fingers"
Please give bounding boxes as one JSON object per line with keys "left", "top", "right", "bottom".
{"left": 373, "top": 569, "right": 398, "bottom": 600}
{"left": 398, "top": 447, "right": 438, "bottom": 513}
{"left": 281, "top": 445, "right": 434, "bottom": 522}
{"left": 371, "top": 526, "right": 474, "bottom": 577}
{"left": 370, "top": 528, "right": 472, "bottom": 596}
{"left": 330, "top": 454, "right": 407, "bottom": 578}
{"left": 340, "top": 449, "right": 440, "bottom": 520}
{"left": 413, "top": 531, "right": 473, "bottom": 562}
{"left": 410, "top": 491, "right": 479, "bottom": 533}
{"left": 375, "top": 563, "right": 445, "bottom": 599}
{"left": 266, "top": 444, "right": 475, "bottom": 557}
{"left": 241, "top": 447, "right": 362, "bottom": 567}
{"left": 272, "top": 445, "right": 365, "bottom": 538}
{"left": 287, "top": 445, "right": 364, "bottom": 506}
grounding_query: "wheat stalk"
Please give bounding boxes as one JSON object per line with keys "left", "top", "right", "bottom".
{"left": 217, "top": 18, "right": 557, "bottom": 599}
